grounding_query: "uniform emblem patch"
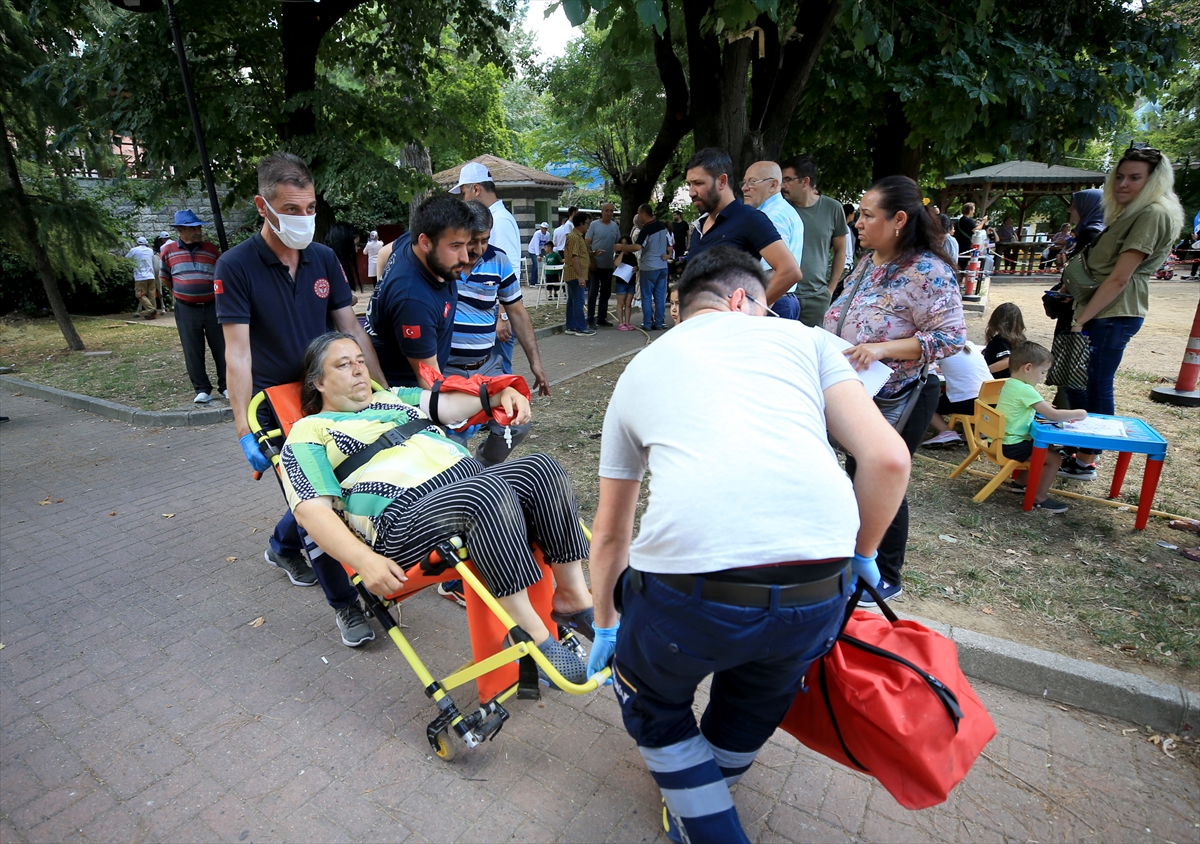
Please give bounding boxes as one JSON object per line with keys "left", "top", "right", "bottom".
{"left": 403, "top": 325, "right": 421, "bottom": 339}
{"left": 443, "top": 302, "right": 452, "bottom": 318}
{"left": 213, "top": 278, "right": 224, "bottom": 294}
{"left": 314, "top": 277, "right": 330, "bottom": 298}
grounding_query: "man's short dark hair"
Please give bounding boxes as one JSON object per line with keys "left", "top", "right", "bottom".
{"left": 471, "top": 180, "right": 498, "bottom": 194}
{"left": 685, "top": 148, "right": 732, "bottom": 181}
{"left": 673, "top": 210, "right": 683, "bottom": 219}
{"left": 676, "top": 247, "right": 766, "bottom": 314}
{"left": 464, "top": 200, "right": 493, "bottom": 233}
{"left": 573, "top": 211, "right": 592, "bottom": 227}
{"left": 258, "top": 151, "right": 313, "bottom": 201}
{"left": 638, "top": 203, "right": 655, "bottom": 218}
{"left": 410, "top": 193, "right": 474, "bottom": 243}
{"left": 781, "top": 154, "right": 818, "bottom": 188}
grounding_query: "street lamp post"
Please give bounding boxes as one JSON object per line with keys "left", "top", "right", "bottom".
{"left": 107, "top": 0, "right": 228, "bottom": 251}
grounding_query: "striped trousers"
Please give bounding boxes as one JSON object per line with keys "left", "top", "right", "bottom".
{"left": 375, "top": 453, "right": 589, "bottom": 597}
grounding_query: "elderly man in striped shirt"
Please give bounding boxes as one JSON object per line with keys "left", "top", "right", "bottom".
{"left": 445, "top": 201, "right": 551, "bottom": 467}
{"left": 160, "top": 209, "right": 226, "bottom": 404}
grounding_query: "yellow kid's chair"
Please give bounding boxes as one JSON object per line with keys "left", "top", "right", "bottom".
{"left": 946, "top": 378, "right": 1008, "bottom": 452}
{"left": 948, "top": 398, "right": 1030, "bottom": 503}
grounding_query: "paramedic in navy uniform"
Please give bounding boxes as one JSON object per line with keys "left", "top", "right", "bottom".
{"left": 585, "top": 247, "right": 911, "bottom": 843}
{"left": 216, "top": 151, "right": 387, "bottom": 648}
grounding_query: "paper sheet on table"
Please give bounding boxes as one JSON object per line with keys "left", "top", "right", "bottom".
{"left": 820, "top": 330, "right": 893, "bottom": 398}
{"left": 1062, "top": 417, "right": 1128, "bottom": 437}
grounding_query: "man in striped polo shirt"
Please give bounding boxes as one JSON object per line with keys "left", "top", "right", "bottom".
{"left": 160, "top": 210, "right": 226, "bottom": 404}
{"left": 447, "top": 201, "right": 550, "bottom": 467}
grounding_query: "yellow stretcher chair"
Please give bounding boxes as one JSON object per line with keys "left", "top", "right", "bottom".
{"left": 248, "top": 382, "right": 609, "bottom": 760}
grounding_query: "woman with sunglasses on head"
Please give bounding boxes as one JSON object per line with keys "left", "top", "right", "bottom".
{"left": 1058, "top": 147, "right": 1185, "bottom": 480}
{"left": 824, "top": 175, "right": 965, "bottom": 603}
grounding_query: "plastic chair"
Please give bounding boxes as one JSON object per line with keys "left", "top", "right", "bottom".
{"left": 947, "top": 378, "right": 1007, "bottom": 451}
{"left": 532, "top": 260, "right": 564, "bottom": 308}
{"left": 948, "top": 399, "right": 1030, "bottom": 503}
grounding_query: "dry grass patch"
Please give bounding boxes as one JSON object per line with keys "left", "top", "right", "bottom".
{"left": 0, "top": 315, "right": 199, "bottom": 411}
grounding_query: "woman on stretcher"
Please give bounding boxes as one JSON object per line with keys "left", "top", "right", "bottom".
{"left": 280, "top": 332, "right": 595, "bottom": 683}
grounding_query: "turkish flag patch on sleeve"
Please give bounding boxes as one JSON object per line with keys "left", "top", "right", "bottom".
{"left": 214, "top": 278, "right": 224, "bottom": 294}
{"left": 402, "top": 325, "right": 421, "bottom": 339}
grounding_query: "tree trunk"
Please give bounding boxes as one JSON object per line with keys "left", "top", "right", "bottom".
{"left": 279, "top": 0, "right": 361, "bottom": 242}
{"left": 614, "top": 0, "right": 693, "bottom": 236}
{"left": 871, "top": 91, "right": 923, "bottom": 181}
{"left": 404, "top": 143, "right": 433, "bottom": 220}
{"left": 0, "top": 113, "right": 84, "bottom": 351}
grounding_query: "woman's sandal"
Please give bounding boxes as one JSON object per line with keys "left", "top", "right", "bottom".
{"left": 1167, "top": 519, "right": 1200, "bottom": 535}
{"left": 550, "top": 607, "right": 595, "bottom": 642}
{"left": 502, "top": 633, "right": 589, "bottom": 688}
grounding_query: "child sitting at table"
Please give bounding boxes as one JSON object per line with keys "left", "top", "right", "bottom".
{"left": 923, "top": 341, "right": 992, "bottom": 446}
{"left": 983, "top": 302, "right": 1026, "bottom": 378}
{"left": 997, "top": 341, "right": 1087, "bottom": 514}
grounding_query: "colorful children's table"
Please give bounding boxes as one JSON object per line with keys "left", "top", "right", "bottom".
{"left": 1023, "top": 414, "right": 1168, "bottom": 529}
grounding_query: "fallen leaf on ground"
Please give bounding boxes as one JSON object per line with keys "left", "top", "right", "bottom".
{"left": 37, "top": 497, "right": 51, "bottom": 506}
{"left": 981, "top": 606, "right": 994, "bottom": 615}
{"left": 55, "top": 498, "right": 63, "bottom": 503}
{"left": 249, "top": 617, "right": 265, "bottom": 627}
{"left": 226, "top": 556, "right": 237, "bottom": 562}
{"left": 162, "top": 513, "right": 174, "bottom": 518}
{"left": 108, "top": 512, "right": 116, "bottom": 517}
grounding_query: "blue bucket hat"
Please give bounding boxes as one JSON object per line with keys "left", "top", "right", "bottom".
{"left": 173, "top": 209, "right": 208, "bottom": 227}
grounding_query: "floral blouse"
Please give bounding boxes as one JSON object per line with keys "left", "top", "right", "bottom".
{"left": 823, "top": 250, "right": 966, "bottom": 398}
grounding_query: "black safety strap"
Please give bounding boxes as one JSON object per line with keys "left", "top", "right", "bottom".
{"left": 509, "top": 627, "right": 541, "bottom": 700}
{"left": 334, "top": 419, "right": 431, "bottom": 483}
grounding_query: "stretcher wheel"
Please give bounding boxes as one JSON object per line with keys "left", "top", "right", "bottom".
{"left": 433, "top": 729, "right": 457, "bottom": 761}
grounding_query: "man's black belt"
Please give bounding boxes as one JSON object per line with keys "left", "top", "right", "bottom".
{"left": 453, "top": 358, "right": 488, "bottom": 371}
{"left": 639, "top": 564, "right": 849, "bottom": 608}
{"left": 334, "top": 419, "right": 430, "bottom": 483}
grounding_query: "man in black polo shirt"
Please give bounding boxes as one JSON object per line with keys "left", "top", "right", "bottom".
{"left": 216, "top": 151, "right": 387, "bottom": 648}
{"left": 365, "top": 194, "right": 474, "bottom": 388}
{"left": 684, "top": 148, "right": 801, "bottom": 308}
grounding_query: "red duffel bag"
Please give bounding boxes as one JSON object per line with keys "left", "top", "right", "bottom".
{"left": 779, "top": 582, "right": 996, "bottom": 810}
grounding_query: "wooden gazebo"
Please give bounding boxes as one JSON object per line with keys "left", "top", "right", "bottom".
{"left": 937, "top": 161, "right": 1106, "bottom": 232}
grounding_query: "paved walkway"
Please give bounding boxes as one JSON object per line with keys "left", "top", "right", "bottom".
{"left": 1, "top": 330, "right": 1198, "bottom": 843}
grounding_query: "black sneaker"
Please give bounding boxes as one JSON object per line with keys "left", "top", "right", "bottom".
{"left": 858, "top": 580, "right": 903, "bottom": 607}
{"left": 1058, "top": 457, "right": 1097, "bottom": 481}
{"left": 263, "top": 548, "right": 317, "bottom": 586}
{"left": 1034, "top": 496, "right": 1069, "bottom": 514}
{"left": 1007, "top": 480, "right": 1027, "bottom": 495}
{"left": 437, "top": 580, "right": 466, "bottom": 607}
{"left": 335, "top": 602, "right": 375, "bottom": 647}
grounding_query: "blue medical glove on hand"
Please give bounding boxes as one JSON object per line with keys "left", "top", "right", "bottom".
{"left": 587, "top": 623, "right": 619, "bottom": 685}
{"left": 851, "top": 552, "right": 881, "bottom": 590}
{"left": 240, "top": 432, "right": 271, "bottom": 472}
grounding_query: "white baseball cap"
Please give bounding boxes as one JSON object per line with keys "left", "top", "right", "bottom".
{"left": 538, "top": 221, "right": 549, "bottom": 229}
{"left": 136, "top": 236, "right": 147, "bottom": 245}
{"left": 451, "top": 161, "right": 492, "bottom": 194}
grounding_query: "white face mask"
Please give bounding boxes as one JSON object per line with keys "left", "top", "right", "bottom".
{"left": 263, "top": 200, "right": 315, "bottom": 250}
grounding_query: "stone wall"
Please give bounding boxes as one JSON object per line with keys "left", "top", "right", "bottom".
{"left": 76, "top": 178, "right": 252, "bottom": 243}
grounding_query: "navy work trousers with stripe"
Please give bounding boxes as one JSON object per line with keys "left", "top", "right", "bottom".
{"left": 612, "top": 569, "right": 850, "bottom": 843}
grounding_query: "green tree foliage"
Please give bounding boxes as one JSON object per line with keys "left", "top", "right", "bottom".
{"left": 787, "top": 0, "right": 1183, "bottom": 197}
{"left": 51, "top": 0, "right": 515, "bottom": 229}
{"left": 428, "top": 57, "right": 514, "bottom": 173}
{"left": 0, "top": 0, "right": 137, "bottom": 349}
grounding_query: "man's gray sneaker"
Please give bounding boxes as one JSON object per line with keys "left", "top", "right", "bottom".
{"left": 335, "top": 603, "right": 375, "bottom": 647}
{"left": 263, "top": 548, "right": 317, "bottom": 586}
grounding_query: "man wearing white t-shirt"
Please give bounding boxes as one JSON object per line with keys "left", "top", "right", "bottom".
{"left": 551, "top": 207, "right": 577, "bottom": 252}
{"left": 126, "top": 236, "right": 158, "bottom": 318}
{"left": 586, "top": 247, "right": 910, "bottom": 843}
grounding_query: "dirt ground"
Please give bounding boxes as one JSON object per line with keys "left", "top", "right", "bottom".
{"left": 975, "top": 277, "right": 1199, "bottom": 377}
{"left": 528, "top": 279, "right": 1200, "bottom": 689}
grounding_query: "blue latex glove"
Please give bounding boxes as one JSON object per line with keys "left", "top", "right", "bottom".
{"left": 587, "top": 623, "right": 619, "bottom": 685}
{"left": 851, "top": 552, "right": 881, "bottom": 590}
{"left": 240, "top": 432, "right": 271, "bottom": 472}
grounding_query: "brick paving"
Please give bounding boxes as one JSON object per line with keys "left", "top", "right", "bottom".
{"left": 2, "top": 333, "right": 1198, "bottom": 843}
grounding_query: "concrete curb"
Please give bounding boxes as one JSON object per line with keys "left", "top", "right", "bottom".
{"left": 907, "top": 612, "right": 1195, "bottom": 735}
{"left": 0, "top": 375, "right": 232, "bottom": 427}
